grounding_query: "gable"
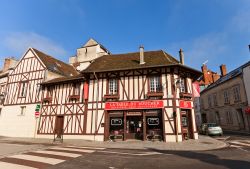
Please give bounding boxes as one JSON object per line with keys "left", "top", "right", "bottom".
{"left": 9, "top": 49, "right": 45, "bottom": 76}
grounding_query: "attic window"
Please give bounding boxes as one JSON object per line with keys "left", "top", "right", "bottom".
{"left": 53, "top": 66, "right": 58, "bottom": 71}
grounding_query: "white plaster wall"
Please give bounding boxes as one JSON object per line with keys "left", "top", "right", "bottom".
{"left": 37, "top": 134, "right": 104, "bottom": 141}
{"left": 0, "top": 104, "right": 37, "bottom": 137}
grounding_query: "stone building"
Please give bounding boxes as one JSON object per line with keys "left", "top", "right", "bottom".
{"left": 200, "top": 61, "right": 250, "bottom": 133}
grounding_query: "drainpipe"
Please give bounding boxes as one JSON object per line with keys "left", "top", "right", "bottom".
{"left": 93, "top": 72, "right": 99, "bottom": 141}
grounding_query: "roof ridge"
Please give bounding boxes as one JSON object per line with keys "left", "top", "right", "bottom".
{"left": 32, "top": 48, "right": 72, "bottom": 67}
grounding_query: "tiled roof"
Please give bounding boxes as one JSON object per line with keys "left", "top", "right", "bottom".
{"left": 32, "top": 48, "right": 79, "bottom": 77}
{"left": 41, "top": 74, "right": 84, "bottom": 85}
{"left": 83, "top": 50, "right": 180, "bottom": 72}
{"left": 201, "top": 60, "right": 250, "bottom": 93}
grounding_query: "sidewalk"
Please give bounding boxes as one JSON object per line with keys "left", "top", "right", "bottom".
{"left": 0, "top": 135, "right": 227, "bottom": 151}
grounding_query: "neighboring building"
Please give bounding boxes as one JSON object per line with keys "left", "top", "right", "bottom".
{"left": 200, "top": 61, "right": 250, "bottom": 133}
{"left": 36, "top": 75, "right": 87, "bottom": 140}
{"left": 0, "top": 58, "right": 18, "bottom": 113}
{"left": 194, "top": 64, "right": 221, "bottom": 126}
{"left": 69, "top": 38, "right": 110, "bottom": 71}
{"left": 242, "top": 62, "right": 250, "bottom": 129}
{"left": 0, "top": 48, "right": 78, "bottom": 137}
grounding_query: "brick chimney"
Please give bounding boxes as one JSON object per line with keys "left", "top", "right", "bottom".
{"left": 201, "top": 64, "right": 209, "bottom": 84}
{"left": 179, "top": 48, "right": 184, "bottom": 65}
{"left": 220, "top": 64, "right": 227, "bottom": 76}
{"left": 139, "top": 45, "right": 145, "bottom": 65}
{"left": 2, "top": 58, "right": 17, "bottom": 72}
{"left": 212, "top": 73, "right": 220, "bottom": 82}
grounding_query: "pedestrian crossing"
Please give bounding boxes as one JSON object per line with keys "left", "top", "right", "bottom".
{"left": 0, "top": 145, "right": 105, "bottom": 169}
{"left": 228, "top": 140, "right": 250, "bottom": 148}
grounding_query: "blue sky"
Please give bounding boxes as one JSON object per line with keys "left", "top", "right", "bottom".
{"left": 0, "top": 0, "right": 249, "bottom": 73}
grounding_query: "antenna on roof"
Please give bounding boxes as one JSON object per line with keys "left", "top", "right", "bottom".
{"left": 202, "top": 60, "right": 208, "bottom": 65}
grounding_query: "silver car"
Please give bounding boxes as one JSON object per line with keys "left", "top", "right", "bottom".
{"left": 200, "top": 123, "right": 223, "bottom": 136}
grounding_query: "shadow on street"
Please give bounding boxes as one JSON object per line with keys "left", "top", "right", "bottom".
{"left": 148, "top": 148, "right": 250, "bottom": 169}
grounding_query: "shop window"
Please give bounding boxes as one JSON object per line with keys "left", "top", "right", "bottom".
{"left": 109, "top": 79, "right": 118, "bottom": 95}
{"left": 109, "top": 117, "right": 124, "bottom": 136}
{"left": 19, "top": 82, "right": 28, "bottom": 97}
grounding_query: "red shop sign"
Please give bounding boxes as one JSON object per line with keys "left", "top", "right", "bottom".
{"left": 105, "top": 100, "right": 163, "bottom": 110}
{"left": 179, "top": 100, "right": 192, "bottom": 109}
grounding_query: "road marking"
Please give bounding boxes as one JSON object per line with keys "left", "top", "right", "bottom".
{"left": 230, "top": 144, "right": 242, "bottom": 148}
{"left": 0, "top": 162, "right": 37, "bottom": 169}
{"left": 49, "top": 147, "right": 95, "bottom": 153}
{"left": 9, "top": 154, "right": 64, "bottom": 165}
{"left": 230, "top": 141, "right": 250, "bottom": 147}
{"left": 33, "top": 150, "right": 81, "bottom": 157}
{"left": 98, "top": 150, "right": 166, "bottom": 156}
{"left": 65, "top": 145, "right": 105, "bottom": 150}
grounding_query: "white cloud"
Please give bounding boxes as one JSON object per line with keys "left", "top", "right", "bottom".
{"left": 3, "top": 32, "right": 67, "bottom": 57}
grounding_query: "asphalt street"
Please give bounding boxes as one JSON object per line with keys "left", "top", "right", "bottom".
{"left": 0, "top": 134, "right": 249, "bottom": 169}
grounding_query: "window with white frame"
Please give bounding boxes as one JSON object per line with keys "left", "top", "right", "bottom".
{"left": 224, "top": 90, "right": 230, "bottom": 104}
{"left": 19, "top": 82, "right": 28, "bottom": 97}
{"left": 179, "top": 77, "right": 186, "bottom": 93}
{"left": 149, "top": 76, "right": 161, "bottom": 92}
{"left": 20, "top": 106, "right": 26, "bottom": 116}
{"left": 232, "top": 85, "right": 240, "bottom": 102}
{"left": 109, "top": 79, "right": 118, "bottom": 95}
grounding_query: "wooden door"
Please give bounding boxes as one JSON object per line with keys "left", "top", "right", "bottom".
{"left": 55, "top": 116, "right": 64, "bottom": 138}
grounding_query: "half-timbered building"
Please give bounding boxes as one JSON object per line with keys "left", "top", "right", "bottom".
{"left": 37, "top": 75, "right": 88, "bottom": 140}
{"left": 81, "top": 47, "right": 201, "bottom": 142}
{"left": 0, "top": 48, "right": 78, "bottom": 137}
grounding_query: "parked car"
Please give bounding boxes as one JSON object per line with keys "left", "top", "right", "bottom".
{"left": 199, "top": 123, "right": 223, "bottom": 136}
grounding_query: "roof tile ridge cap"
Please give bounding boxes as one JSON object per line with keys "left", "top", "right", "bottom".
{"left": 110, "top": 50, "right": 161, "bottom": 56}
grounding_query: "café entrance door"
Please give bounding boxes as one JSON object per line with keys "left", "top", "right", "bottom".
{"left": 126, "top": 112, "right": 143, "bottom": 140}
